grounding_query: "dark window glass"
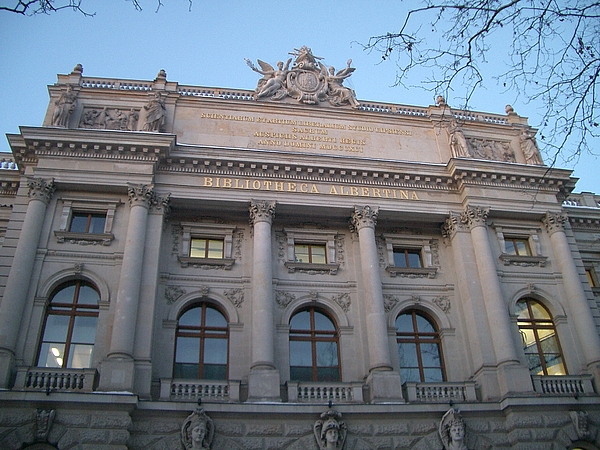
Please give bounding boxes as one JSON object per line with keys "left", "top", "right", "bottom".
{"left": 69, "top": 212, "right": 106, "bottom": 234}
{"left": 396, "top": 310, "right": 445, "bottom": 382}
{"left": 37, "top": 280, "right": 99, "bottom": 369}
{"left": 517, "top": 298, "right": 566, "bottom": 375}
{"left": 505, "top": 238, "right": 532, "bottom": 256}
{"left": 174, "top": 303, "right": 228, "bottom": 380}
{"left": 289, "top": 307, "right": 340, "bottom": 381}
{"left": 393, "top": 249, "right": 422, "bottom": 268}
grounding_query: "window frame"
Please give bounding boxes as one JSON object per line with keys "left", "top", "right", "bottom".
{"left": 54, "top": 197, "right": 119, "bottom": 246}
{"left": 289, "top": 306, "right": 341, "bottom": 382}
{"left": 395, "top": 310, "right": 446, "bottom": 383}
{"left": 516, "top": 298, "right": 567, "bottom": 376}
{"left": 383, "top": 235, "right": 438, "bottom": 278}
{"left": 493, "top": 223, "right": 547, "bottom": 267}
{"left": 283, "top": 228, "right": 339, "bottom": 274}
{"left": 36, "top": 280, "right": 100, "bottom": 370}
{"left": 173, "top": 302, "right": 230, "bottom": 380}
{"left": 178, "top": 222, "right": 236, "bottom": 269}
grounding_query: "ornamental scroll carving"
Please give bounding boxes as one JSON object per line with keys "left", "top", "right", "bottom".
{"left": 181, "top": 408, "right": 214, "bottom": 450}
{"left": 35, "top": 409, "right": 55, "bottom": 443}
{"left": 349, "top": 205, "right": 379, "bottom": 232}
{"left": 331, "top": 292, "right": 351, "bottom": 312}
{"left": 542, "top": 211, "right": 568, "bottom": 235}
{"left": 249, "top": 200, "right": 276, "bottom": 226}
{"left": 460, "top": 206, "right": 489, "bottom": 229}
{"left": 224, "top": 288, "right": 244, "bottom": 308}
{"left": 276, "top": 290, "right": 296, "bottom": 308}
{"left": 246, "top": 46, "right": 360, "bottom": 108}
{"left": 28, "top": 178, "right": 55, "bottom": 204}
{"left": 314, "top": 409, "right": 347, "bottom": 450}
{"left": 128, "top": 184, "right": 154, "bottom": 208}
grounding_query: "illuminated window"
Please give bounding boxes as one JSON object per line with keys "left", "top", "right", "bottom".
{"left": 289, "top": 307, "right": 340, "bottom": 382}
{"left": 504, "top": 238, "right": 532, "bottom": 256}
{"left": 517, "top": 298, "right": 566, "bottom": 376}
{"left": 37, "top": 281, "right": 99, "bottom": 369}
{"left": 69, "top": 212, "right": 107, "bottom": 234}
{"left": 393, "top": 248, "right": 423, "bottom": 268}
{"left": 396, "top": 310, "right": 445, "bottom": 382}
{"left": 190, "top": 238, "right": 224, "bottom": 259}
{"left": 585, "top": 267, "right": 597, "bottom": 288}
{"left": 174, "top": 303, "right": 229, "bottom": 380}
{"left": 294, "top": 243, "right": 327, "bottom": 264}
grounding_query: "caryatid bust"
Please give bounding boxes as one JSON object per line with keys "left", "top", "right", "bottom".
{"left": 314, "top": 410, "right": 347, "bottom": 450}
{"left": 181, "top": 409, "right": 214, "bottom": 450}
{"left": 439, "top": 408, "right": 468, "bottom": 450}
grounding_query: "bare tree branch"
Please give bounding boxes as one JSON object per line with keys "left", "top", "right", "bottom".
{"left": 0, "top": 0, "right": 193, "bottom": 15}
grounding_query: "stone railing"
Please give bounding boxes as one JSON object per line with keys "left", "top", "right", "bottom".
{"left": 404, "top": 381, "right": 478, "bottom": 403}
{"left": 532, "top": 375, "right": 595, "bottom": 396}
{"left": 16, "top": 367, "right": 98, "bottom": 392}
{"left": 0, "top": 157, "right": 17, "bottom": 170}
{"left": 80, "top": 78, "right": 153, "bottom": 91}
{"left": 286, "top": 381, "right": 364, "bottom": 403}
{"left": 563, "top": 192, "right": 600, "bottom": 208}
{"left": 160, "top": 378, "right": 240, "bottom": 402}
{"left": 178, "top": 87, "right": 255, "bottom": 101}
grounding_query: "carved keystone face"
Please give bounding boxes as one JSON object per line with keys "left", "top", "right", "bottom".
{"left": 450, "top": 423, "right": 464, "bottom": 441}
{"left": 325, "top": 428, "right": 338, "bottom": 444}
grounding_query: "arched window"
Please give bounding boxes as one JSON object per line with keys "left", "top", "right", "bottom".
{"left": 289, "top": 307, "right": 340, "bottom": 382}
{"left": 174, "top": 303, "right": 228, "bottom": 380}
{"left": 396, "top": 310, "right": 445, "bottom": 382}
{"left": 37, "top": 280, "right": 99, "bottom": 369}
{"left": 516, "top": 298, "right": 566, "bottom": 375}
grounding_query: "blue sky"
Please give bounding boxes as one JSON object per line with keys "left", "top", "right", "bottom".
{"left": 1, "top": 0, "right": 598, "bottom": 193}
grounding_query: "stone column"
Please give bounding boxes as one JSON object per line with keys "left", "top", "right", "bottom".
{"left": 247, "top": 200, "right": 280, "bottom": 401}
{"left": 350, "top": 205, "right": 403, "bottom": 402}
{"left": 99, "top": 184, "right": 153, "bottom": 391}
{"left": 543, "top": 212, "right": 600, "bottom": 381}
{"left": 0, "top": 178, "right": 54, "bottom": 388}
{"left": 462, "top": 206, "right": 532, "bottom": 395}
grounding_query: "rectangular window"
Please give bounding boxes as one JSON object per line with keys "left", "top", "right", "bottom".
{"left": 294, "top": 243, "right": 327, "bottom": 264}
{"left": 69, "top": 212, "right": 106, "bottom": 234}
{"left": 504, "top": 237, "right": 532, "bottom": 256}
{"left": 393, "top": 248, "right": 422, "bottom": 268}
{"left": 190, "top": 238, "right": 224, "bottom": 259}
{"left": 586, "top": 268, "right": 598, "bottom": 287}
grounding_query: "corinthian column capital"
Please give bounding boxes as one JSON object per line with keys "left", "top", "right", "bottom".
{"left": 542, "top": 211, "right": 568, "bottom": 235}
{"left": 350, "top": 205, "right": 379, "bottom": 232}
{"left": 127, "top": 184, "right": 154, "bottom": 208}
{"left": 27, "top": 178, "right": 55, "bottom": 204}
{"left": 460, "top": 205, "right": 490, "bottom": 229}
{"left": 249, "top": 199, "right": 276, "bottom": 226}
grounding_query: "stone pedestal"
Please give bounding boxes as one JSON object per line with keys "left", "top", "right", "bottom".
{"left": 247, "top": 368, "right": 281, "bottom": 402}
{"left": 366, "top": 370, "right": 404, "bottom": 403}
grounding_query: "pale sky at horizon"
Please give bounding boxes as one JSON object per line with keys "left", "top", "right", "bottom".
{"left": 1, "top": 0, "right": 598, "bottom": 193}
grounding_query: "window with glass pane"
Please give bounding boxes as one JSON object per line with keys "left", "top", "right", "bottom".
{"left": 516, "top": 298, "right": 566, "bottom": 375}
{"left": 396, "top": 310, "right": 445, "bottom": 382}
{"left": 190, "top": 238, "right": 224, "bottom": 259}
{"left": 37, "top": 280, "right": 99, "bottom": 369}
{"left": 505, "top": 238, "right": 532, "bottom": 256}
{"left": 585, "top": 268, "right": 598, "bottom": 287}
{"left": 393, "top": 248, "right": 422, "bottom": 268}
{"left": 174, "top": 303, "right": 228, "bottom": 380}
{"left": 294, "top": 243, "right": 327, "bottom": 264}
{"left": 69, "top": 212, "right": 106, "bottom": 234}
{"left": 289, "top": 307, "right": 340, "bottom": 381}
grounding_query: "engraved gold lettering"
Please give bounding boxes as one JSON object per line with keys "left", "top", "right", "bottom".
{"left": 350, "top": 187, "right": 359, "bottom": 196}
{"left": 361, "top": 187, "right": 370, "bottom": 196}
{"left": 204, "top": 177, "right": 213, "bottom": 187}
{"left": 274, "top": 182, "right": 284, "bottom": 191}
{"left": 310, "top": 184, "right": 319, "bottom": 193}
{"left": 235, "top": 179, "right": 244, "bottom": 189}
{"left": 300, "top": 183, "right": 308, "bottom": 193}
{"left": 223, "top": 178, "right": 232, "bottom": 188}
{"left": 411, "top": 191, "right": 419, "bottom": 200}
{"left": 399, "top": 190, "right": 409, "bottom": 199}
{"left": 252, "top": 180, "right": 261, "bottom": 189}
{"left": 372, "top": 188, "right": 381, "bottom": 197}
{"left": 329, "top": 186, "right": 338, "bottom": 195}
{"left": 215, "top": 178, "right": 221, "bottom": 188}
{"left": 287, "top": 182, "right": 297, "bottom": 192}
{"left": 264, "top": 181, "right": 272, "bottom": 190}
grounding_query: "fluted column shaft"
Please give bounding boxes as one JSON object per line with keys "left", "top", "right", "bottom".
{"left": 544, "top": 212, "right": 600, "bottom": 367}
{"left": 464, "top": 206, "right": 519, "bottom": 365}
{"left": 0, "top": 179, "right": 54, "bottom": 362}
{"left": 108, "top": 184, "right": 152, "bottom": 358}
{"left": 249, "top": 200, "right": 276, "bottom": 369}
{"left": 351, "top": 205, "right": 393, "bottom": 372}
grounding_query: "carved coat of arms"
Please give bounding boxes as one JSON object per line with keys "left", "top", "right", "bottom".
{"left": 246, "top": 46, "right": 360, "bottom": 108}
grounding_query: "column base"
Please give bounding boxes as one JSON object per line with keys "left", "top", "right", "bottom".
{"left": 497, "top": 362, "right": 534, "bottom": 397}
{"left": 247, "top": 367, "right": 281, "bottom": 402}
{"left": 134, "top": 360, "right": 153, "bottom": 399}
{"left": 0, "top": 349, "right": 15, "bottom": 388}
{"left": 98, "top": 357, "right": 135, "bottom": 392}
{"left": 366, "top": 370, "right": 404, "bottom": 403}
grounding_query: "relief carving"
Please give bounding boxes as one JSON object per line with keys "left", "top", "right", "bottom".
{"left": 28, "top": 178, "right": 55, "bottom": 204}
{"left": 331, "top": 293, "right": 351, "bottom": 313}
{"left": 445, "top": 117, "right": 470, "bottom": 158}
{"left": 383, "top": 294, "right": 399, "bottom": 313}
{"left": 276, "top": 290, "right": 296, "bottom": 308}
{"left": 467, "top": 138, "right": 516, "bottom": 162}
{"left": 314, "top": 409, "right": 347, "bottom": 450}
{"left": 225, "top": 288, "right": 244, "bottom": 308}
{"left": 139, "top": 91, "right": 167, "bottom": 132}
{"left": 35, "top": 409, "right": 55, "bottom": 443}
{"left": 246, "top": 46, "right": 360, "bottom": 108}
{"left": 520, "top": 129, "right": 544, "bottom": 165}
{"left": 349, "top": 205, "right": 378, "bottom": 232}
{"left": 439, "top": 409, "right": 468, "bottom": 450}
{"left": 542, "top": 211, "right": 568, "bottom": 235}
{"left": 52, "top": 84, "right": 77, "bottom": 127}
{"left": 80, "top": 107, "right": 139, "bottom": 131}
{"left": 433, "top": 296, "right": 451, "bottom": 313}
{"left": 165, "top": 285, "right": 186, "bottom": 305}
{"left": 181, "top": 408, "right": 214, "bottom": 450}
{"left": 249, "top": 200, "right": 276, "bottom": 226}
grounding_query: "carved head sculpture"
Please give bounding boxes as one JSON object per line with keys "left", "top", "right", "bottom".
{"left": 439, "top": 408, "right": 468, "bottom": 450}
{"left": 181, "top": 409, "right": 214, "bottom": 450}
{"left": 314, "top": 410, "right": 347, "bottom": 450}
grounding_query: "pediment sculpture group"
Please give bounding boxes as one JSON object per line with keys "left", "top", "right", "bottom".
{"left": 180, "top": 407, "right": 469, "bottom": 449}
{"left": 246, "top": 46, "right": 360, "bottom": 109}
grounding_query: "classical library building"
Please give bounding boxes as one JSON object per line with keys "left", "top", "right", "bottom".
{"left": 1, "top": 48, "right": 600, "bottom": 450}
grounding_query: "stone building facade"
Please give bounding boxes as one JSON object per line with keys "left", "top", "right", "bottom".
{"left": 0, "top": 50, "right": 599, "bottom": 449}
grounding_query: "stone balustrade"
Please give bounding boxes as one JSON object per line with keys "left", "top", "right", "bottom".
{"left": 404, "top": 381, "right": 478, "bottom": 403}
{"left": 532, "top": 375, "right": 595, "bottom": 395}
{"left": 160, "top": 378, "right": 240, "bottom": 402}
{"left": 286, "top": 381, "right": 364, "bottom": 403}
{"left": 16, "top": 367, "right": 98, "bottom": 392}
{"left": 563, "top": 192, "right": 600, "bottom": 208}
